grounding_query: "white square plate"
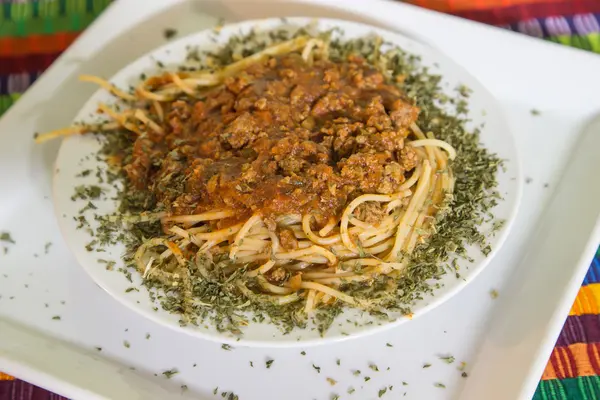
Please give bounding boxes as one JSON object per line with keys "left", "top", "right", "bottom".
{"left": 1, "top": 1, "right": 599, "bottom": 399}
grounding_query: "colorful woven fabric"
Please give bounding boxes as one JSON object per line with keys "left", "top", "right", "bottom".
{"left": 0, "top": 1, "right": 599, "bottom": 399}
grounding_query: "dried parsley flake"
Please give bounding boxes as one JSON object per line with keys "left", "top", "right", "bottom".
{"left": 439, "top": 355, "right": 455, "bottom": 364}
{"left": 162, "top": 368, "right": 179, "bottom": 379}
{"left": 163, "top": 28, "right": 178, "bottom": 40}
{"left": 0, "top": 232, "right": 15, "bottom": 244}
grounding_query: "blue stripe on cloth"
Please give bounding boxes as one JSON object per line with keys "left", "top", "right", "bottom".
{"left": 501, "top": 13, "right": 600, "bottom": 38}
{"left": 582, "top": 255, "right": 600, "bottom": 286}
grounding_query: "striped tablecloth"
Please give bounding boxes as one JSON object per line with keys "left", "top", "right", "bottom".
{"left": 1, "top": 1, "right": 599, "bottom": 399}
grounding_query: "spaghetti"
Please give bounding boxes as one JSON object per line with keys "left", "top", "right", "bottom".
{"left": 40, "top": 27, "right": 500, "bottom": 334}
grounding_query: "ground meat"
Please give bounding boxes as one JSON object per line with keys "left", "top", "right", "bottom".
{"left": 266, "top": 267, "right": 287, "bottom": 284}
{"left": 221, "top": 112, "right": 261, "bottom": 149}
{"left": 311, "top": 92, "right": 354, "bottom": 118}
{"left": 399, "top": 146, "right": 419, "bottom": 171}
{"left": 355, "top": 202, "right": 386, "bottom": 225}
{"left": 278, "top": 228, "right": 298, "bottom": 250}
{"left": 390, "top": 99, "right": 419, "bottom": 133}
{"left": 124, "top": 52, "right": 421, "bottom": 219}
{"left": 338, "top": 153, "right": 405, "bottom": 194}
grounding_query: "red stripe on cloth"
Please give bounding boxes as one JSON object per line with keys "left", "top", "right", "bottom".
{"left": 0, "top": 33, "right": 79, "bottom": 57}
{"left": 0, "top": 53, "right": 61, "bottom": 76}
{"left": 411, "top": 0, "right": 576, "bottom": 13}
{"left": 588, "top": 343, "right": 600, "bottom": 377}
{"left": 544, "top": 343, "right": 600, "bottom": 380}
{"left": 453, "top": 0, "right": 600, "bottom": 25}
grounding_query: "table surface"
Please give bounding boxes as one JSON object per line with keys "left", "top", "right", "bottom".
{"left": 1, "top": 1, "right": 599, "bottom": 399}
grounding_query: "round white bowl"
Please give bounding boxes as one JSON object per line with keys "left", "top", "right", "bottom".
{"left": 53, "top": 17, "right": 522, "bottom": 347}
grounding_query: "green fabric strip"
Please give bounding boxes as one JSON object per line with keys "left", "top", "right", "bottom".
{"left": 0, "top": 13, "right": 99, "bottom": 36}
{"left": 0, "top": 94, "right": 21, "bottom": 116}
{"left": 1, "top": 0, "right": 112, "bottom": 21}
{"left": 534, "top": 377, "right": 600, "bottom": 400}
{"left": 547, "top": 33, "right": 600, "bottom": 54}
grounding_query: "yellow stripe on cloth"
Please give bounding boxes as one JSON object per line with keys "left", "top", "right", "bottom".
{"left": 569, "top": 284, "right": 600, "bottom": 316}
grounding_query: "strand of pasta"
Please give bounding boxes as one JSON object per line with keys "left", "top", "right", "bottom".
{"left": 386, "top": 160, "right": 433, "bottom": 261}
{"left": 230, "top": 214, "right": 263, "bottom": 260}
{"left": 340, "top": 192, "right": 410, "bottom": 253}
{"left": 79, "top": 74, "right": 137, "bottom": 101}
{"left": 163, "top": 209, "right": 236, "bottom": 223}
{"left": 302, "top": 214, "right": 342, "bottom": 245}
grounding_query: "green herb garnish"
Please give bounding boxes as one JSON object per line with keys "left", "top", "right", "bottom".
{"left": 71, "top": 185, "right": 102, "bottom": 201}
{"left": 162, "top": 368, "right": 179, "bottom": 379}
{"left": 0, "top": 232, "right": 15, "bottom": 244}
{"left": 164, "top": 28, "right": 178, "bottom": 40}
{"left": 439, "top": 355, "right": 455, "bottom": 364}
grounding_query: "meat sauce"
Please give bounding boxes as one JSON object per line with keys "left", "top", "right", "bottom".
{"left": 124, "top": 53, "right": 420, "bottom": 225}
